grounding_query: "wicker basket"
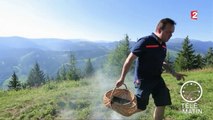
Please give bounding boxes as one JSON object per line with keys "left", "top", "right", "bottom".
{"left": 103, "top": 84, "right": 137, "bottom": 116}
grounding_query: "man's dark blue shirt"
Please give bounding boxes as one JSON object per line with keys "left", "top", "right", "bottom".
{"left": 131, "top": 33, "right": 167, "bottom": 81}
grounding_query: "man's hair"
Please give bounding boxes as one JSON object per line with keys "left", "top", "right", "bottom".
{"left": 156, "top": 18, "right": 176, "bottom": 31}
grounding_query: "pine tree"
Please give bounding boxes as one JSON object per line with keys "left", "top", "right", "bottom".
{"left": 194, "top": 54, "right": 205, "bottom": 69}
{"left": 165, "top": 51, "right": 173, "bottom": 64}
{"left": 27, "top": 62, "right": 46, "bottom": 87}
{"left": 56, "top": 70, "right": 61, "bottom": 81}
{"left": 8, "top": 72, "right": 21, "bottom": 91}
{"left": 60, "top": 65, "right": 67, "bottom": 80}
{"left": 174, "top": 54, "right": 187, "bottom": 71}
{"left": 46, "top": 74, "right": 51, "bottom": 82}
{"left": 21, "top": 83, "right": 27, "bottom": 89}
{"left": 164, "top": 51, "right": 174, "bottom": 72}
{"left": 205, "top": 47, "right": 213, "bottom": 67}
{"left": 84, "top": 58, "right": 94, "bottom": 77}
{"left": 174, "top": 36, "right": 196, "bottom": 71}
{"left": 104, "top": 34, "right": 131, "bottom": 77}
{"left": 67, "top": 53, "right": 80, "bottom": 81}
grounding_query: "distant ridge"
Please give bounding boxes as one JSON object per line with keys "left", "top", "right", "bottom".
{"left": 0, "top": 36, "right": 212, "bottom": 88}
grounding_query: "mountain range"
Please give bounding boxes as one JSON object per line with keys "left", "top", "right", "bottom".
{"left": 0, "top": 36, "right": 212, "bottom": 88}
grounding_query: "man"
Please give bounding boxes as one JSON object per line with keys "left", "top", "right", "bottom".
{"left": 115, "top": 18, "right": 187, "bottom": 120}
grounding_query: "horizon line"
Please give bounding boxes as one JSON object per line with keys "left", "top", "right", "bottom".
{"left": 0, "top": 35, "right": 212, "bottom": 42}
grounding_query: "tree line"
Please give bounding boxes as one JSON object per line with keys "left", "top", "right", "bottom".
{"left": 7, "top": 35, "right": 213, "bottom": 90}
{"left": 170, "top": 36, "right": 213, "bottom": 71}
{"left": 104, "top": 35, "right": 213, "bottom": 78}
{"left": 7, "top": 53, "right": 94, "bottom": 91}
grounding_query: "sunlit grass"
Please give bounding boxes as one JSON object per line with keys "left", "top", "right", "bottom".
{"left": 162, "top": 68, "right": 213, "bottom": 120}
{"left": 0, "top": 68, "right": 212, "bottom": 119}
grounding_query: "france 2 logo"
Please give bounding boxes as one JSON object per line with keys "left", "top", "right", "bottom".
{"left": 191, "top": 10, "right": 198, "bottom": 20}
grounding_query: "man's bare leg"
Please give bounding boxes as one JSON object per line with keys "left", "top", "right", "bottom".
{"left": 153, "top": 106, "right": 165, "bottom": 120}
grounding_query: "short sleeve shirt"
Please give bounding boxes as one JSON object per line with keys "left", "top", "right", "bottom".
{"left": 131, "top": 33, "right": 167, "bottom": 80}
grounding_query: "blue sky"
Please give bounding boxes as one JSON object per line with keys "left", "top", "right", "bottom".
{"left": 0, "top": 0, "right": 212, "bottom": 42}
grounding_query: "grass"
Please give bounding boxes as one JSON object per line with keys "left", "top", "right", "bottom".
{"left": 0, "top": 81, "right": 86, "bottom": 119}
{"left": 162, "top": 68, "right": 213, "bottom": 120}
{"left": 0, "top": 68, "right": 212, "bottom": 120}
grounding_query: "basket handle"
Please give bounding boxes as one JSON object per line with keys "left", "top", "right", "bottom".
{"left": 110, "top": 83, "right": 128, "bottom": 102}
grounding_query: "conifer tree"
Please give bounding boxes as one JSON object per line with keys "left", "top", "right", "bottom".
{"left": 84, "top": 58, "right": 94, "bottom": 77}
{"left": 60, "top": 65, "right": 67, "bottom": 80}
{"left": 164, "top": 51, "right": 174, "bottom": 72}
{"left": 104, "top": 34, "right": 131, "bottom": 77}
{"left": 194, "top": 54, "right": 205, "bottom": 69}
{"left": 27, "top": 62, "right": 46, "bottom": 87}
{"left": 56, "top": 70, "right": 61, "bottom": 81}
{"left": 46, "top": 74, "right": 51, "bottom": 82}
{"left": 174, "top": 36, "right": 196, "bottom": 71}
{"left": 205, "top": 47, "right": 213, "bottom": 67}
{"left": 8, "top": 72, "right": 21, "bottom": 91}
{"left": 67, "top": 53, "right": 80, "bottom": 81}
{"left": 165, "top": 51, "right": 173, "bottom": 64}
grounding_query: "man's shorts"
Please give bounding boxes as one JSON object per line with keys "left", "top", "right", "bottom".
{"left": 134, "top": 77, "right": 172, "bottom": 110}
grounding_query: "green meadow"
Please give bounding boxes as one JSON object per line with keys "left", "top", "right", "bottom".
{"left": 0, "top": 68, "right": 212, "bottom": 120}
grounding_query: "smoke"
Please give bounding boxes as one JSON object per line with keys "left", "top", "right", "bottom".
{"left": 111, "top": 112, "right": 123, "bottom": 119}
{"left": 87, "top": 70, "right": 141, "bottom": 120}
{"left": 88, "top": 70, "right": 121, "bottom": 119}
{"left": 57, "top": 69, "right": 143, "bottom": 119}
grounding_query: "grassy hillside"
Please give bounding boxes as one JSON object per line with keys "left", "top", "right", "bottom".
{"left": 0, "top": 68, "right": 212, "bottom": 120}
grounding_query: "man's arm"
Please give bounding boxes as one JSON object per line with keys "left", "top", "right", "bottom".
{"left": 116, "top": 52, "right": 137, "bottom": 87}
{"left": 163, "top": 61, "right": 187, "bottom": 81}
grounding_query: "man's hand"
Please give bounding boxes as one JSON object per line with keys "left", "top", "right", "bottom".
{"left": 115, "top": 78, "right": 124, "bottom": 88}
{"left": 173, "top": 72, "right": 187, "bottom": 81}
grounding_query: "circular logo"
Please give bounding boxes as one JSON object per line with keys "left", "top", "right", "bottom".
{"left": 180, "top": 81, "right": 203, "bottom": 103}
